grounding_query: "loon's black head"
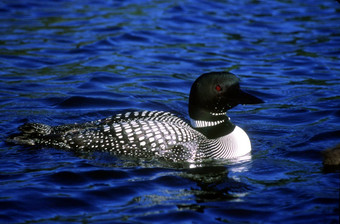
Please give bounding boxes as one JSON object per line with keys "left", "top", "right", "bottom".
{"left": 189, "top": 71, "right": 263, "bottom": 121}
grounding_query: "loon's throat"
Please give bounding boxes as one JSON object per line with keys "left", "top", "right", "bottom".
{"left": 190, "top": 117, "right": 235, "bottom": 139}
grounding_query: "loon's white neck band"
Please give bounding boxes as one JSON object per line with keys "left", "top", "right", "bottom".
{"left": 210, "top": 112, "right": 226, "bottom": 116}
{"left": 190, "top": 119, "right": 225, "bottom": 128}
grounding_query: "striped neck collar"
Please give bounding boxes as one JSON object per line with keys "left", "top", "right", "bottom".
{"left": 190, "top": 116, "right": 235, "bottom": 138}
{"left": 190, "top": 112, "right": 231, "bottom": 128}
{"left": 190, "top": 118, "right": 229, "bottom": 128}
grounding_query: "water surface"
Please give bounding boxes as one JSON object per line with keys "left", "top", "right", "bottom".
{"left": 0, "top": 0, "right": 339, "bottom": 223}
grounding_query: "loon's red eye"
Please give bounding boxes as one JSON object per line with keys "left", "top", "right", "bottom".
{"left": 215, "top": 85, "right": 222, "bottom": 92}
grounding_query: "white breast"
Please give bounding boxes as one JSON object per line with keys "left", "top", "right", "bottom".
{"left": 218, "top": 126, "right": 251, "bottom": 158}
{"left": 199, "top": 125, "right": 252, "bottom": 159}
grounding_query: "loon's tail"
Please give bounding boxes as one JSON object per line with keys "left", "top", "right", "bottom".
{"left": 7, "top": 123, "right": 52, "bottom": 146}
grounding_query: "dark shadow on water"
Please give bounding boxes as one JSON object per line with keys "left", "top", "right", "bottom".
{"left": 181, "top": 165, "right": 251, "bottom": 202}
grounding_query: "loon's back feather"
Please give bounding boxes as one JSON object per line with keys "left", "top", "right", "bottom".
{"left": 10, "top": 111, "right": 206, "bottom": 162}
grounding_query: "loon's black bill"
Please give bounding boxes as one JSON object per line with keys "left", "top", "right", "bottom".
{"left": 237, "top": 90, "right": 264, "bottom": 105}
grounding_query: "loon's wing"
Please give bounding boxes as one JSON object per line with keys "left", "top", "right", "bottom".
{"left": 61, "top": 111, "right": 204, "bottom": 161}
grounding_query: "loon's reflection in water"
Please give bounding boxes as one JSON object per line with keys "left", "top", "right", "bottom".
{"left": 75, "top": 149, "right": 253, "bottom": 204}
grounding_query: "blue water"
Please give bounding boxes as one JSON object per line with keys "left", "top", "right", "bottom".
{"left": 1, "top": 0, "right": 339, "bottom": 223}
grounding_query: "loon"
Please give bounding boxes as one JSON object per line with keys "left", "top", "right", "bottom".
{"left": 8, "top": 71, "right": 263, "bottom": 163}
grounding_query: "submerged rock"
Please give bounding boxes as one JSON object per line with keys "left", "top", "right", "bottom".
{"left": 322, "top": 144, "right": 340, "bottom": 171}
